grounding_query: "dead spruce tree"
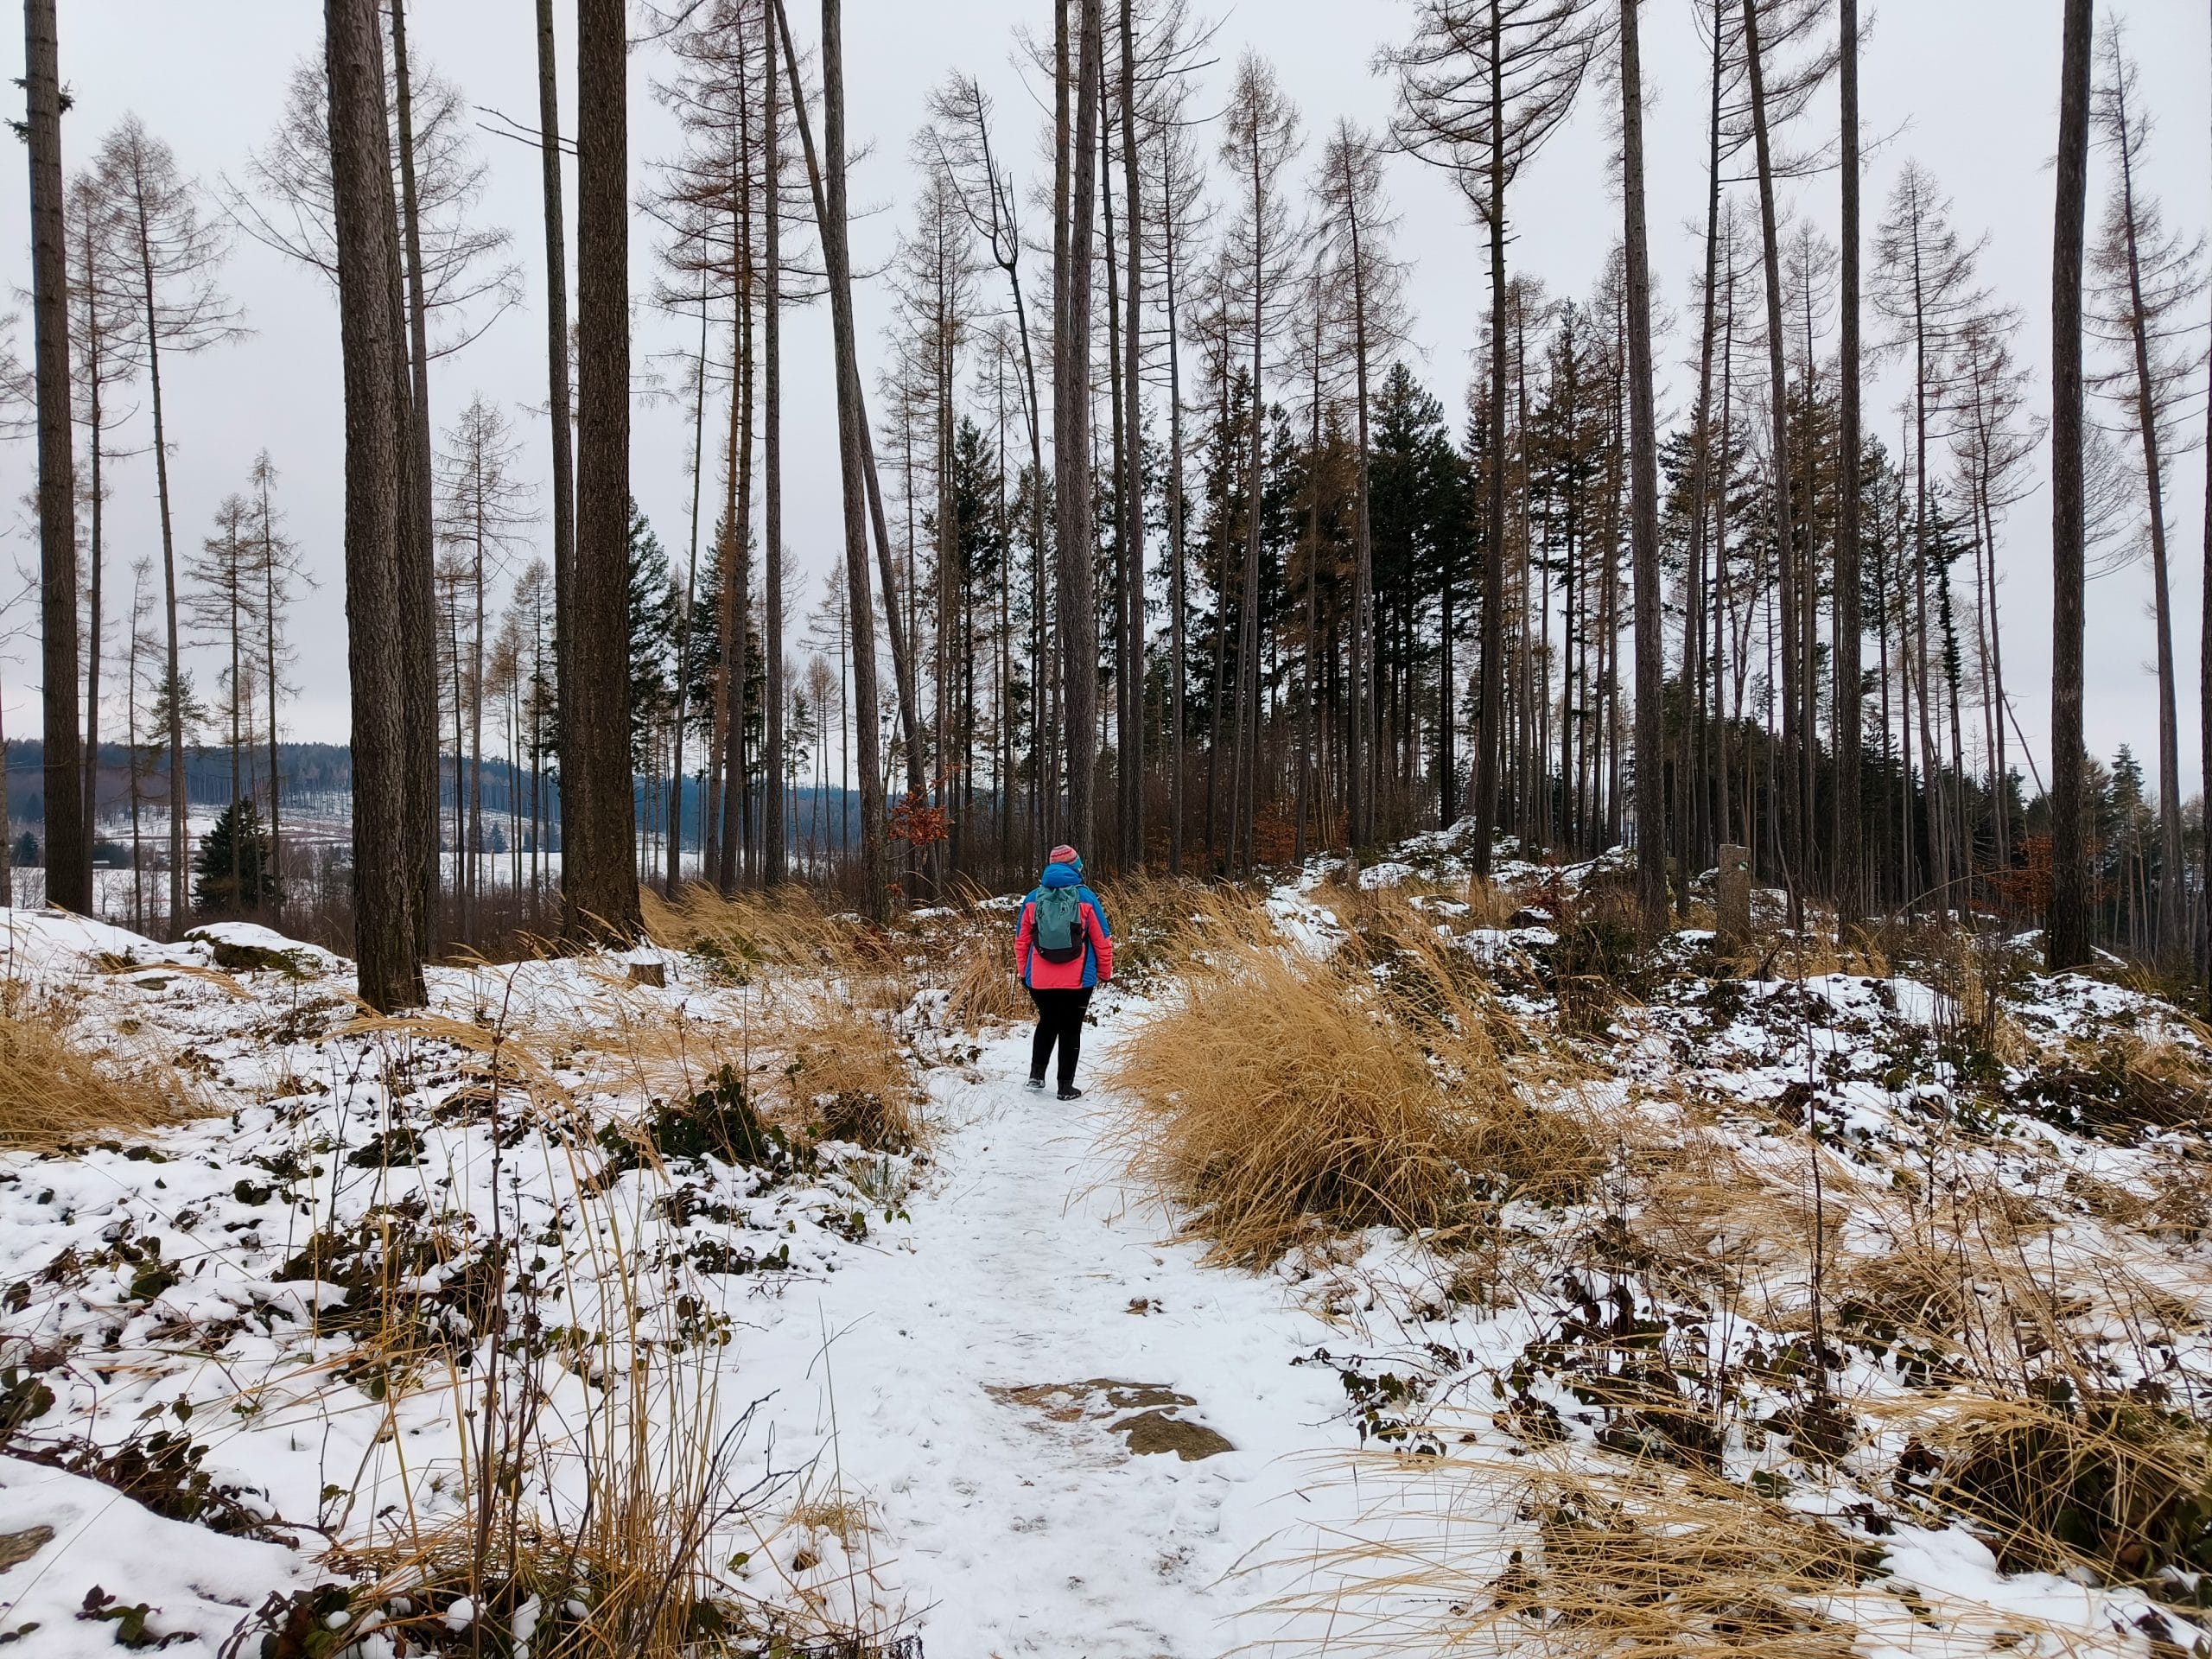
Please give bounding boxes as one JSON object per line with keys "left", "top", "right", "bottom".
{"left": 2088, "top": 22, "right": 2205, "bottom": 964}
{"left": 1313, "top": 119, "right": 1409, "bottom": 857}
{"left": 86, "top": 117, "right": 245, "bottom": 933}
{"left": 2047, "top": 0, "right": 2095, "bottom": 972}
{"left": 1386, "top": 0, "right": 1605, "bottom": 880}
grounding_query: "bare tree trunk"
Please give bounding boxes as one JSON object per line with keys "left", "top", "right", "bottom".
{"left": 564, "top": 0, "right": 641, "bottom": 941}
{"left": 670, "top": 306, "right": 708, "bottom": 896}
{"left": 1166, "top": 179, "right": 1188, "bottom": 875}
{"left": 256, "top": 476, "right": 284, "bottom": 905}
{"left": 24, "top": 0, "right": 84, "bottom": 912}
{"left": 1056, "top": 0, "right": 1103, "bottom": 857}
{"left": 778, "top": 0, "right": 889, "bottom": 912}
{"left": 533, "top": 0, "right": 574, "bottom": 842}
{"left": 1118, "top": 0, "right": 1144, "bottom": 869}
{"left": 1741, "top": 0, "right": 1801, "bottom": 925}
{"left": 390, "top": 0, "right": 440, "bottom": 957}
{"left": 327, "top": 0, "right": 423, "bottom": 1007}
{"left": 1835, "top": 0, "right": 1865, "bottom": 926}
{"left": 1347, "top": 180, "right": 1375, "bottom": 855}
{"left": 1469, "top": 10, "right": 1507, "bottom": 881}
{"left": 763, "top": 0, "right": 786, "bottom": 886}
{"left": 1620, "top": 0, "right": 1664, "bottom": 938}
{"left": 2048, "top": 0, "right": 2094, "bottom": 969}
{"left": 2202, "top": 0, "right": 2212, "bottom": 1003}
{"left": 2109, "top": 91, "right": 2187, "bottom": 959}
{"left": 79, "top": 219, "right": 109, "bottom": 902}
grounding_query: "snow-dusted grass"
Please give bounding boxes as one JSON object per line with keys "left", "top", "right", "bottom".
{"left": 3, "top": 844, "right": 2210, "bottom": 1657}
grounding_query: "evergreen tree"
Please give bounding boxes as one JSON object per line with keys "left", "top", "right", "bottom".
{"left": 192, "top": 798, "right": 281, "bottom": 914}
{"left": 626, "top": 499, "right": 676, "bottom": 770}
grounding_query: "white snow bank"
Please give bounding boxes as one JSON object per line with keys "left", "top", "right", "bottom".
{"left": 0, "top": 1458, "right": 313, "bottom": 1656}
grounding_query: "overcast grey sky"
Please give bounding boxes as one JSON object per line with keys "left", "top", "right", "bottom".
{"left": 2, "top": 1, "right": 2207, "bottom": 800}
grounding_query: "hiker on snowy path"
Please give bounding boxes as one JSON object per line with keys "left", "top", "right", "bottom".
{"left": 1014, "top": 844, "right": 1113, "bottom": 1099}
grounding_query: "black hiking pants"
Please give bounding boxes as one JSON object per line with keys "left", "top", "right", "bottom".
{"left": 1028, "top": 987, "right": 1093, "bottom": 1090}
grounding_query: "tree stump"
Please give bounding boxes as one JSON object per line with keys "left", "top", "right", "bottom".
{"left": 1718, "top": 844, "right": 1751, "bottom": 950}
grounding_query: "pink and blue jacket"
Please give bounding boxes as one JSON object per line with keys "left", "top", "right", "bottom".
{"left": 1014, "top": 861, "right": 1114, "bottom": 990}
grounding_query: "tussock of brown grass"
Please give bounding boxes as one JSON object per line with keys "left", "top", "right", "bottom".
{"left": 1111, "top": 928, "right": 1597, "bottom": 1263}
{"left": 0, "top": 1003, "right": 203, "bottom": 1150}
{"left": 645, "top": 882, "right": 898, "bottom": 979}
{"left": 1904, "top": 1390, "right": 2212, "bottom": 1582}
{"left": 1252, "top": 1449, "right": 1952, "bottom": 1659}
{"left": 771, "top": 998, "right": 925, "bottom": 1150}
{"left": 939, "top": 928, "right": 1027, "bottom": 1027}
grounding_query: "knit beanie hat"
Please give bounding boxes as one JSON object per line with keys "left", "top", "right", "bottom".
{"left": 1048, "top": 843, "right": 1082, "bottom": 868}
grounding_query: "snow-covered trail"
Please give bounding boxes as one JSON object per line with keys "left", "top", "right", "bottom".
{"left": 738, "top": 995, "right": 1349, "bottom": 1657}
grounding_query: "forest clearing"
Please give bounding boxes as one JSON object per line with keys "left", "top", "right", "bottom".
{"left": 6, "top": 0, "right": 2212, "bottom": 1651}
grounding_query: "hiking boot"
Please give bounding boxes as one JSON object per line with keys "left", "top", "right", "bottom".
{"left": 1058, "top": 1086, "right": 1084, "bottom": 1101}
{"left": 1024, "top": 1077, "right": 1046, "bottom": 1091}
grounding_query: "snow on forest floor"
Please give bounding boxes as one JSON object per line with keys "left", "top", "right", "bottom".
{"left": 2, "top": 833, "right": 2211, "bottom": 1657}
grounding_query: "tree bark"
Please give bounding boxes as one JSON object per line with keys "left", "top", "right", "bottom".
{"left": 563, "top": 0, "right": 641, "bottom": 942}
{"left": 533, "top": 0, "right": 575, "bottom": 854}
{"left": 1055, "top": 0, "right": 1103, "bottom": 858}
{"left": 1741, "top": 0, "right": 1801, "bottom": 925}
{"left": 2048, "top": 0, "right": 2094, "bottom": 970}
{"left": 326, "top": 0, "right": 423, "bottom": 1008}
{"left": 1469, "top": 4, "right": 1506, "bottom": 881}
{"left": 2108, "top": 85, "right": 2187, "bottom": 961}
{"left": 24, "top": 0, "right": 85, "bottom": 913}
{"left": 763, "top": 0, "right": 785, "bottom": 885}
{"left": 1835, "top": 0, "right": 1865, "bottom": 926}
{"left": 780, "top": 0, "right": 888, "bottom": 913}
{"left": 389, "top": 0, "right": 441, "bottom": 956}
{"left": 1118, "top": 0, "right": 1144, "bottom": 869}
{"left": 1620, "top": 0, "right": 1664, "bottom": 939}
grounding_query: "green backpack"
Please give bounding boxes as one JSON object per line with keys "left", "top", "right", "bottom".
{"left": 1033, "top": 887, "right": 1085, "bottom": 964}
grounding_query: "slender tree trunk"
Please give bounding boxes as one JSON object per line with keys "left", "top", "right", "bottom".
{"left": 2049, "top": 0, "right": 2094, "bottom": 969}
{"left": 259, "top": 482, "right": 283, "bottom": 902}
{"left": 1118, "top": 0, "right": 1144, "bottom": 869}
{"left": 327, "top": 0, "right": 423, "bottom": 1007}
{"left": 1835, "top": 0, "right": 1865, "bottom": 927}
{"left": 776, "top": 0, "right": 888, "bottom": 912}
{"left": 1166, "top": 173, "right": 1189, "bottom": 875}
{"left": 671, "top": 306, "right": 708, "bottom": 896}
{"left": 1056, "top": 0, "right": 1103, "bottom": 857}
{"left": 132, "top": 215, "right": 190, "bottom": 933}
{"left": 2111, "top": 105, "right": 2187, "bottom": 959}
{"left": 1742, "top": 0, "right": 1801, "bottom": 925}
{"left": 564, "top": 0, "right": 641, "bottom": 941}
{"left": 533, "top": 0, "right": 575, "bottom": 824}
{"left": 1469, "top": 6, "right": 1506, "bottom": 880}
{"left": 764, "top": 1, "right": 786, "bottom": 886}
{"left": 81, "top": 237, "right": 107, "bottom": 899}
{"left": 1620, "top": 0, "right": 1664, "bottom": 938}
{"left": 390, "top": 0, "right": 440, "bottom": 956}
{"left": 1347, "top": 175, "right": 1375, "bottom": 854}
{"left": 2202, "top": 0, "right": 2212, "bottom": 1002}
{"left": 26, "top": 0, "right": 84, "bottom": 912}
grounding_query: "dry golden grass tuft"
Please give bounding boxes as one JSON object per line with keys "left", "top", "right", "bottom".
{"left": 938, "top": 924, "right": 1027, "bottom": 1028}
{"left": 0, "top": 1001, "right": 204, "bottom": 1150}
{"left": 1110, "top": 925, "right": 1598, "bottom": 1264}
{"left": 769, "top": 995, "right": 925, "bottom": 1149}
{"left": 645, "top": 881, "right": 904, "bottom": 983}
{"left": 1898, "top": 1389, "right": 2212, "bottom": 1583}
{"left": 1250, "top": 1447, "right": 1969, "bottom": 1659}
